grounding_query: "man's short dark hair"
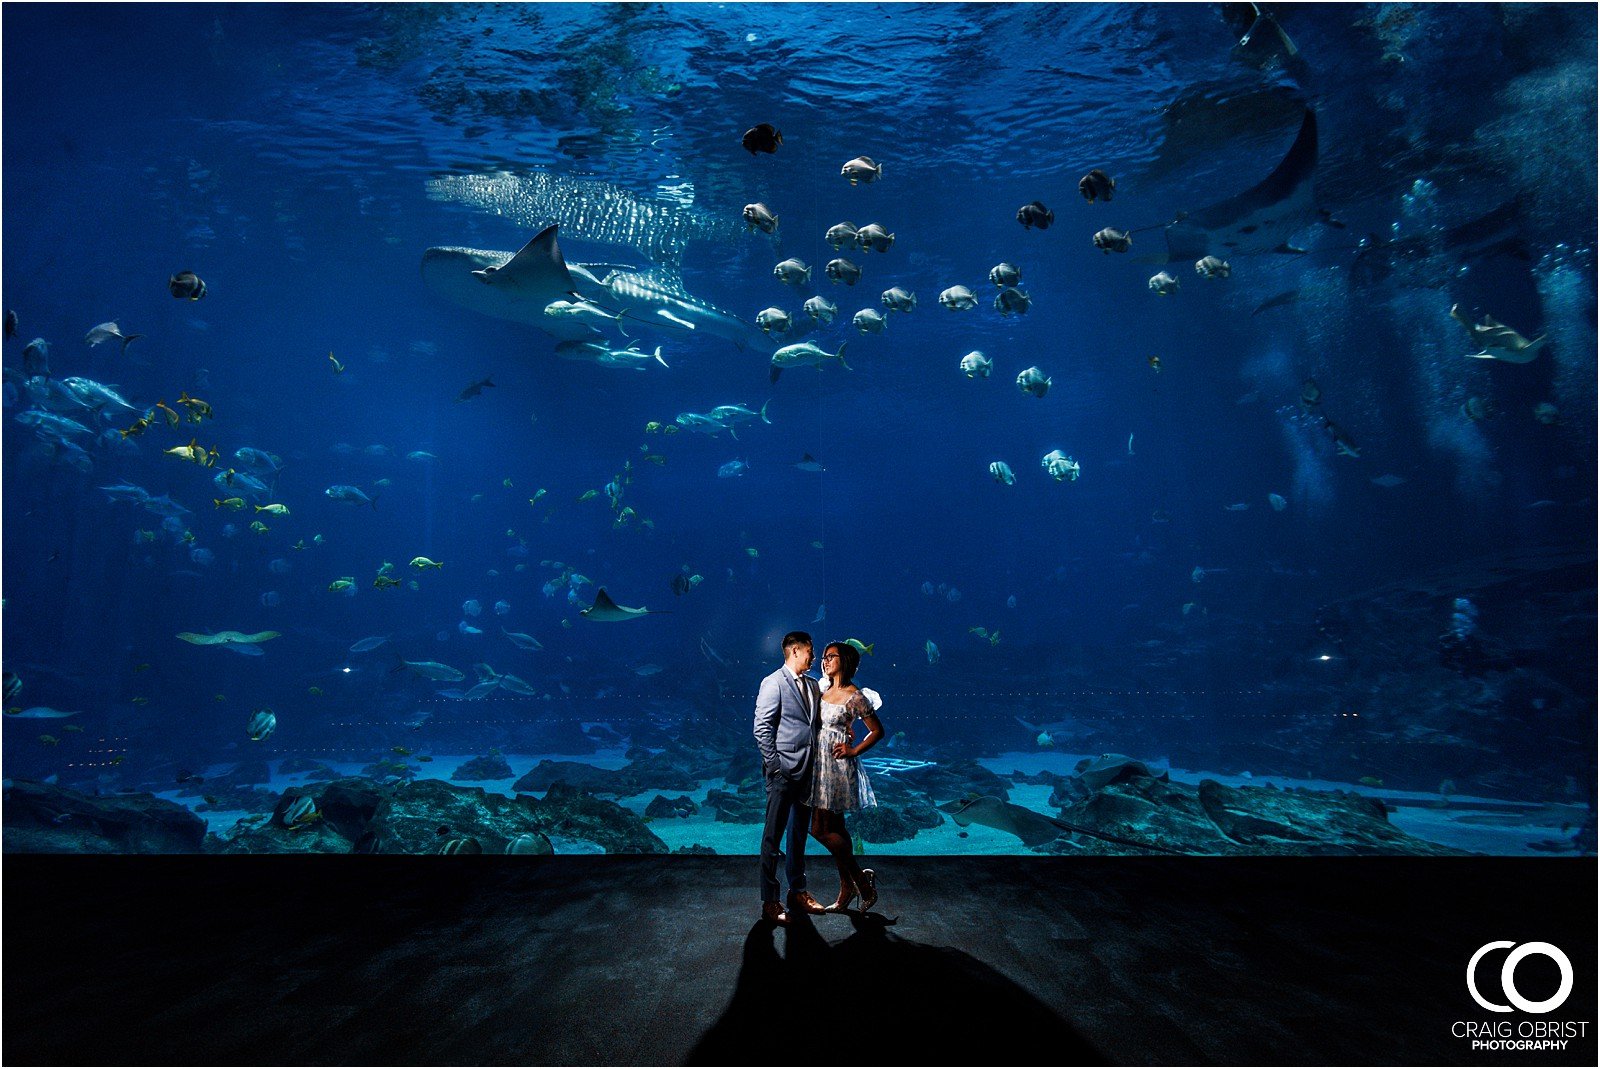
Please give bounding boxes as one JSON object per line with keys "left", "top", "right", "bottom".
{"left": 782, "top": 631, "right": 813, "bottom": 654}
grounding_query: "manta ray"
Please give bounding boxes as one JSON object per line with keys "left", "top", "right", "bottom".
{"left": 580, "top": 588, "right": 669, "bottom": 622}
{"left": 1163, "top": 107, "right": 1334, "bottom": 263}
{"left": 421, "top": 224, "right": 775, "bottom": 352}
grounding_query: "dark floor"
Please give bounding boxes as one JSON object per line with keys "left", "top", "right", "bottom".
{"left": 3, "top": 855, "right": 1595, "bottom": 1066}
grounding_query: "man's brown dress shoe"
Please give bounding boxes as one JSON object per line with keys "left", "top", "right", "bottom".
{"left": 761, "top": 901, "right": 789, "bottom": 926}
{"left": 787, "top": 890, "right": 826, "bottom": 915}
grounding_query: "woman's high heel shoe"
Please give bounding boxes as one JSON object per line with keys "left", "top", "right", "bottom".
{"left": 823, "top": 885, "right": 857, "bottom": 913}
{"left": 856, "top": 868, "right": 878, "bottom": 911}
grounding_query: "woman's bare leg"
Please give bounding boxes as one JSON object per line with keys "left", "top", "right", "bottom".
{"left": 810, "top": 807, "right": 857, "bottom": 901}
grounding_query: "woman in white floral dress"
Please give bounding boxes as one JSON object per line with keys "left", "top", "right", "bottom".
{"left": 808, "top": 641, "right": 885, "bottom": 912}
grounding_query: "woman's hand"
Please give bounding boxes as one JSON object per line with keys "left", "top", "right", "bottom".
{"left": 832, "top": 742, "right": 853, "bottom": 759}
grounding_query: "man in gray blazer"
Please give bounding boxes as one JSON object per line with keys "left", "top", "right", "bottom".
{"left": 752, "top": 630, "right": 827, "bottom": 925}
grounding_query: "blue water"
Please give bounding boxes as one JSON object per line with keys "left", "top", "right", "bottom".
{"left": 3, "top": 3, "right": 1595, "bottom": 854}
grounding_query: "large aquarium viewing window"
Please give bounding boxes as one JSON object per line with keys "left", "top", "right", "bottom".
{"left": 2, "top": 2, "right": 1594, "bottom": 863}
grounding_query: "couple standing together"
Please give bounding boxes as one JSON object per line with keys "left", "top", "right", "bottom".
{"left": 753, "top": 631, "right": 887, "bottom": 925}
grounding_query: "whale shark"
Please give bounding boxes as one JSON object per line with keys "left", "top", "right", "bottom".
{"left": 1163, "top": 107, "right": 1331, "bottom": 263}
{"left": 421, "top": 224, "right": 774, "bottom": 352}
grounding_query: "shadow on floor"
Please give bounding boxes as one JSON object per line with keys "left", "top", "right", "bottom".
{"left": 690, "top": 912, "right": 1104, "bottom": 1064}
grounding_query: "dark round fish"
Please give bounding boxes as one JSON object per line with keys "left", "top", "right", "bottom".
{"left": 1016, "top": 201, "right": 1054, "bottom": 230}
{"left": 1078, "top": 169, "right": 1115, "bottom": 203}
{"left": 169, "top": 271, "right": 207, "bottom": 300}
{"left": 741, "top": 123, "right": 782, "bottom": 154}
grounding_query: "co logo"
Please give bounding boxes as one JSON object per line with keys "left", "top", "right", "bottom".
{"left": 1467, "top": 942, "right": 1573, "bottom": 1014}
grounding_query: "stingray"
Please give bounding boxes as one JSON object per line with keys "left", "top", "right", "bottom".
{"left": 1163, "top": 107, "right": 1332, "bottom": 263}
{"left": 5, "top": 706, "right": 80, "bottom": 719}
{"left": 949, "top": 796, "right": 1182, "bottom": 854}
{"left": 421, "top": 224, "right": 774, "bottom": 352}
{"left": 950, "top": 796, "right": 1070, "bottom": 848}
{"left": 176, "top": 630, "right": 281, "bottom": 645}
{"left": 1449, "top": 304, "right": 1546, "bottom": 363}
{"left": 580, "top": 588, "right": 669, "bottom": 622}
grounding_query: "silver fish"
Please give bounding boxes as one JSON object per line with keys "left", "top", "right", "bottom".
{"left": 742, "top": 202, "right": 778, "bottom": 233}
{"left": 83, "top": 322, "right": 144, "bottom": 352}
{"left": 853, "top": 309, "right": 888, "bottom": 334}
{"left": 880, "top": 286, "right": 916, "bottom": 312}
{"left": 825, "top": 222, "right": 860, "bottom": 250}
{"left": 856, "top": 223, "right": 894, "bottom": 253}
{"left": 840, "top": 156, "right": 882, "bottom": 185}
{"left": 803, "top": 296, "right": 838, "bottom": 324}
{"left": 773, "top": 259, "right": 811, "bottom": 287}
{"left": 939, "top": 285, "right": 978, "bottom": 311}
{"left": 988, "top": 262, "right": 1021, "bottom": 287}
{"left": 825, "top": 258, "right": 862, "bottom": 286}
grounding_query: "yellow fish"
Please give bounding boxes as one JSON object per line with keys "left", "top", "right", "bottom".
{"left": 502, "top": 478, "right": 513, "bottom": 488}
{"left": 1358, "top": 776, "right": 1384, "bottom": 788}
{"left": 255, "top": 503, "right": 290, "bottom": 515}
{"left": 177, "top": 391, "right": 213, "bottom": 420}
{"left": 313, "top": 534, "right": 325, "bottom": 545}
{"left": 165, "top": 439, "right": 217, "bottom": 466}
{"left": 38, "top": 734, "right": 58, "bottom": 745}
{"left": 644, "top": 455, "right": 666, "bottom": 465}
{"left": 662, "top": 425, "right": 679, "bottom": 435}
{"left": 214, "top": 694, "right": 227, "bottom": 702}
{"left": 410, "top": 556, "right": 443, "bottom": 569}
{"left": 561, "top": 618, "right": 572, "bottom": 629}
{"left": 154, "top": 401, "right": 182, "bottom": 428}
{"left": 307, "top": 686, "right": 324, "bottom": 696}
{"left": 374, "top": 575, "right": 403, "bottom": 589}
{"left": 530, "top": 489, "right": 547, "bottom": 503}
{"left": 392, "top": 746, "right": 412, "bottom": 756}
{"left": 329, "top": 351, "right": 345, "bottom": 373}
{"left": 250, "top": 521, "right": 269, "bottom": 533}
{"left": 645, "top": 421, "right": 662, "bottom": 433}
{"left": 110, "top": 755, "right": 125, "bottom": 765}
{"left": 133, "top": 663, "right": 151, "bottom": 673}
{"left": 327, "top": 578, "right": 355, "bottom": 593}
{"left": 131, "top": 697, "right": 150, "bottom": 705}
{"left": 63, "top": 725, "right": 83, "bottom": 733}
{"left": 292, "top": 540, "right": 307, "bottom": 551}
{"left": 811, "top": 541, "right": 824, "bottom": 549}
{"left": 577, "top": 489, "right": 599, "bottom": 502}
{"left": 417, "top": 755, "right": 433, "bottom": 763}
{"left": 745, "top": 547, "right": 759, "bottom": 559}
{"left": 214, "top": 497, "right": 245, "bottom": 510}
